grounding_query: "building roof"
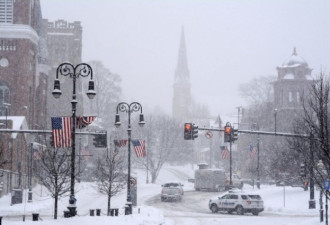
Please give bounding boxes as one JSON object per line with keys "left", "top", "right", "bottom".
{"left": 0, "top": 116, "right": 28, "bottom": 139}
{"left": 281, "top": 47, "right": 308, "bottom": 68}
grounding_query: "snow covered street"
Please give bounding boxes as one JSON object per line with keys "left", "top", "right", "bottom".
{"left": 0, "top": 165, "right": 326, "bottom": 225}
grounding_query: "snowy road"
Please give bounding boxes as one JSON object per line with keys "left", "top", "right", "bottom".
{"left": 144, "top": 167, "right": 320, "bottom": 225}
{"left": 145, "top": 190, "right": 318, "bottom": 225}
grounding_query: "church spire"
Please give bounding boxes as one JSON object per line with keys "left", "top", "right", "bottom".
{"left": 175, "top": 26, "right": 190, "bottom": 83}
{"left": 172, "top": 26, "right": 192, "bottom": 120}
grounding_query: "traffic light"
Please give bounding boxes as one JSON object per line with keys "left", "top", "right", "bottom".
{"left": 192, "top": 123, "right": 198, "bottom": 140}
{"left": 184, "top": 123, "right": 193, "bottom": 140}
{"left": 93, "top": 133, "right": 107, "bottom": 148}
{"left": 224, "top": 125, "right": 232, "bottom": 142}
{"left": 232, "top": 129, "right": 238, "bottom": 142}
{"left": 300, "top": 163, "right": 306, "bottom": 177}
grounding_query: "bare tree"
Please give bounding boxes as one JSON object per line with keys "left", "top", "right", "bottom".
{"left": 95, "top": 150, "right": 126, "bottom": 215}
{"left": 134, "top": 113, "right": 183, "bottom": 183}
{"left": 297, "top": 74, "right": 330, "bottom": 191}
{"left": 0, "top": 135, "right": 9, "bottom": 168}
{"left": 239, "top": 75, "right": 276, "bottom": 105}
{"left": 37, "top": 140, "right": 71, "bottom": 219}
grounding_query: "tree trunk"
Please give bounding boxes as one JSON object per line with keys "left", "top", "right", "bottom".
{"left": 54, "top": 175, "right": 58, "bottom": 219}
{"left": 54, "top": 194, "right": 58, "bottom": 219}
{"left": 107, "top": 194, "right": 111, "bottom": 216}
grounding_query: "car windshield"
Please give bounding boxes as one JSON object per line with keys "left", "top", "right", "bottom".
{"left": 164, "top": 183, "right": 180, "bottom": 187}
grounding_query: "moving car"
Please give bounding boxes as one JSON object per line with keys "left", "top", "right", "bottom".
{"left": 208, "top": 190, "right": 264, "bottom": 215}
{"left": 161, "top": 181, "right": 184, "bottom": 202}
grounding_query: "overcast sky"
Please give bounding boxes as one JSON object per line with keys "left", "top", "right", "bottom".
{"left": 40, "top": 0, "right": 330, "bottom": 120}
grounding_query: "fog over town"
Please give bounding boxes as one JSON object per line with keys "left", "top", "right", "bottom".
{"left": 0, "top": 1, "right": 330, "bottom": 225}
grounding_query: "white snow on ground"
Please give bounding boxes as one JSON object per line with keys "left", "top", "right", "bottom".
{"left": 0, "top": 164, "right": 325, "bottom": 225}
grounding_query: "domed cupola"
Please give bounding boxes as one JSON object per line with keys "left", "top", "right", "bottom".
{"left": 282, "top": 47, "right": 308, "bottom": 67}
{"left": 276, "top": 48, "right": 312, "bottom": 81}
{"left": 273, "top": 48, "right": 313, "bottom": 111}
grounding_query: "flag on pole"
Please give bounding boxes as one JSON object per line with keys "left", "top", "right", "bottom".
{"left": 114, "top": 140, "right": 128, "bottom": 148}
{"left": 131, "top": 140, "right": 146, "bottom": 157}
{"left": 250, "top": 144, "right": 258, "bottom": 159}
{"left": 220, "top": 146, "right": 229, "bottom": 159}
{"left": 76, "top": 116, "right": 96, "bottom": 129}
{"left": 51, "top": 117, "right": 72, "bottom": 148}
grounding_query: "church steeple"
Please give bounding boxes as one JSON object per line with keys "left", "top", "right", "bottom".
{"left": 174, "top": 27, "right": 190, "bottom": 84}
{"left": 172, "top": 27, "right": 192, "bottom": 120}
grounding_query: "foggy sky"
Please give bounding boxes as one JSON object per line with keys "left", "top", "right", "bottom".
{"left": 40, "top": 0, "right": 330, "bottom": 120}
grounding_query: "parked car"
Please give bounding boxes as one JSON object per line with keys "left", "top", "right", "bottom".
{"left": 161, "top": 181, "right": 184, "bottom": 202}
{"left": 208, "top": 189, "right": 264, "bottom": 215}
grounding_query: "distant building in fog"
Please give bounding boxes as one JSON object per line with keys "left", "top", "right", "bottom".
{"left": 273, "top": 47, "right": 313, "bottom": 110}
{"left": 272, "top": 48, "right": 313, "bottom": 132}
{"left": 172, "top": 28, "right": 192, "bottom": 120}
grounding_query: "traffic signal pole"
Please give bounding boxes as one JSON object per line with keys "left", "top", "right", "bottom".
{"left": 195, "top": 126, "right": 313, "bottom": 207}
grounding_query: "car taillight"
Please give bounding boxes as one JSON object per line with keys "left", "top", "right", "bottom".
{"left": 246, "top": 200, "right": 251, "bottom": 205}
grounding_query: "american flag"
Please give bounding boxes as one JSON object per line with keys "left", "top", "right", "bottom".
{"left": 220, "top": 146, "right": 230, "bottom": 159}
{"left": 250, "top": 144, "right": 258, "bottom": 159}
{"left": 131, "top": 140, "right": 146, "bottom": 157}
{"left": 76, "top": 116, "right": 96, "bottom": 129}
{"left": 51, "top": 117, "right": 72, "bottom": 148}
{"left": 114, "top": 139, "right": 128, "bottom": 147}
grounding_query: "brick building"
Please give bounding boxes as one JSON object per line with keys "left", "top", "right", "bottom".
{"left": 0, "top": 0, "right": 84, "bottom": 196}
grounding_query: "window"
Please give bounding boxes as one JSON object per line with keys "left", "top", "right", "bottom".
{"left": 248, "top": 195, "right": 261, "bottom": 200}
{"left": 241, "top": 195, "right": 248, "bottom": 200}
{"left": 0, "top": 84, "right": 10, "bottom": 116}
{"left": 0, "top": 0, "right": 13, "bottom": 24}
{"left": 229, "top": 195, "right": 238, "bottom": 199}
{"left": 297, "top": 92, "right": 300, "bottom": 103}
{"left": 289, "top": 91, "right": 293, "bottom": 102}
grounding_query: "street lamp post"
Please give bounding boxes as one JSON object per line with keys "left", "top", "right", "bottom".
{"left": 274, "top": 108, "right": 277, "bottom": 135}
{"left": 114, "top": 102, "right": 145, "bottom": 215}
{"left": 52, "top": 63, "right": 96, "bottom": 217}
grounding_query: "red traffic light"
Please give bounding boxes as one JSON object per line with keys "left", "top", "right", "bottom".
{"left": 185, "top": 123, "right": 192, "bottom": 131}
{"left": 225, "top": 126, "right": 231, "bottom": 134}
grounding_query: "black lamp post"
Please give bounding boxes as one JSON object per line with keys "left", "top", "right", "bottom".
{"left": 115, "top": 102, "right": 145, "bottom": 215}
{"left": 52, "top": 62, "right": 96, "bottom": 217}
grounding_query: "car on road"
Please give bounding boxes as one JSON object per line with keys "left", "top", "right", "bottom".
{"left": 161, "top": 181, "right": 184, "bottom": 202}
{"left": 208, "top": 190, "right": 264, "bottom": 215}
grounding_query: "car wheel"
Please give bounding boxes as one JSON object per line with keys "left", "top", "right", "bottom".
{"left": 252, "top": 210, "right": 259, "bottom": 216}
{"left": 228, "top": 210, "right": 233, "bottom": 214}
{"left": 236, "top": 205, "right": 244, "bottom": 215}
{"left": 211, "top": 204, "right": 218, "bottom": 213}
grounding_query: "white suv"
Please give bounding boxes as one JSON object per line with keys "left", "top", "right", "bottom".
{"left": 161, "top": 181, "right": 184, "bottom": 202}
{"left": 208, "top": 190, "right": 264, "bottom": 215}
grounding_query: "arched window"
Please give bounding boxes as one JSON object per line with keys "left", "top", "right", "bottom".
{"left": 297, "top": 92, "right": 300, "bottom": 104}
{"left": 0, "top": 84, "right": 10, "bottom": 116}
{"left": 289, "top": 91, "right": 293, "bottom": 102}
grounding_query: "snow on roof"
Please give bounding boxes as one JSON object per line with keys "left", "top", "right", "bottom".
{"left": 0, "top": 116, "right": 28, "bottom": 139}
{"left": 0, "top": 24, "right": 39, "bottom": 44}
{"left": 283, "top": 73, "right": 295, "bottom": 80}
